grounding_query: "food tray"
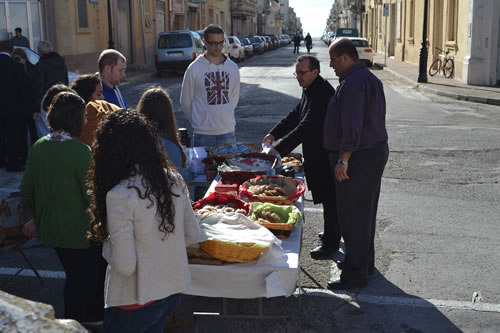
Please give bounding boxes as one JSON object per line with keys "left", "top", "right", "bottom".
{"left": 192, "top": 192, "right": 251, "bottom": 216}
{"left": 200, "top": 240, "right": 268, "bottom": 263}
{"left": 239, "top": 175, "right": 305, "bottom": 205}
{"left": 208, "top": 143, "right": 263, "bottom": 165}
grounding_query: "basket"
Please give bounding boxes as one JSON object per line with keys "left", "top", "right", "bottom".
{"left": 282, "top": 153, "right": 303, "bottom": 173}
{"left": 208, "top": 143, "right": 262, "bottom": 165}
{"left": 192, "top": 192, "right": 251, "bottom": 216}
{"left": 200, "top": 239, "right": 269, "bottom": 263}
{"left": 239, "top": 175, "right": 306, "bottom": 205}
{"left": 249, "top": 202, "right": 301, "bottom": 239}
{"left": 218, "top": 154, "right": 276, "bottom": 185}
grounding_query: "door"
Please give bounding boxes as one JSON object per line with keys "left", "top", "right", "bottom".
{"left": 117, "top": 0, "right": 132, "bottom": 60}
{"left": 497, "top": 18, "right": 500, "bottom": 85}
{"left": 432, "top": 0, "right": 443, "bottom": 65}
{"left": 389, "top": 3, "right": 396, "bottom": 56}
{"left": 156, "top": 1, "right": 166, "bottom": 34}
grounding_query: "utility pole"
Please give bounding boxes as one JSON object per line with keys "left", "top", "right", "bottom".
{"left": 417, "top": 0, "right": 429, "bottom": 83}
{"left": 107, "top": 0, "right": 114, "bottom": 49}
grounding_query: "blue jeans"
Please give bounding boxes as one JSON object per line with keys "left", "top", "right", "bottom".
{"left": 102, "top": 293, "right": 181, "bottom": 333}
{"left": 193, "top": 131, "right": 236, "bottom": 148}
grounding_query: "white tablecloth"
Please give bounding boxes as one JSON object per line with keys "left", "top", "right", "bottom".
{"left": 185, "top": 177, "right": 303, "bottom": 299}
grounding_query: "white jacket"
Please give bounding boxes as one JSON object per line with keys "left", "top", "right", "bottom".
{"left": 102, "top": 172, "right": 200, "bottom": 307}
{"left": 180, "top": 54, "right": 240, "bottom": 135}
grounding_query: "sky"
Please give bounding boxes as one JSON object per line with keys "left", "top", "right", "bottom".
{"left": 288, "top": 0, "right": 334, "bottom": 38}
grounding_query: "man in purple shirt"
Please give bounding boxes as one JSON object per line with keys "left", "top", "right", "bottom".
{"left": 323, "top": 38, "right": 389, "bottom": 290}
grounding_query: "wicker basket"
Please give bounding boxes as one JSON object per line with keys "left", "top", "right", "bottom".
{"left": 239, "top": 175, "right": 306, "bottom": 205}
{"left": 250, "top": 203, "right": 301, "bottom": 239}
{"left": 218, "top": 154, "right": 276, "bottom": 184}
{"left": 192, "top": 192, "right": 251, "bottom": 216}
{"left": 208, "top": 143, "right": 262, "bottom": 165}
{"left": 200, "top": 240, "right": 268, "bottom": 263}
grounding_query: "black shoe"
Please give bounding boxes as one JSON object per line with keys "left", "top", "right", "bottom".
{"left": 318, "top": 231, "right": 324, "bottom": 239}
{"left": 327, "top": 278, "right": 366, "bottom": 290}
{"left": 310, "top": 245, "right": 337, "bottom": 260}
{"left": 336, "top": 261, "right": 375, "bottom": 276}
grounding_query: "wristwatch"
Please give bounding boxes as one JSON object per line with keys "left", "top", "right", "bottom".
{"left": 337, "top": 159, "right": 348, "bottom": 165}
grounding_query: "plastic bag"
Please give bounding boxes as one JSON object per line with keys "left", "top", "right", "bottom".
{"left": 187, "top": 147, "right": 207, "bottom": 175}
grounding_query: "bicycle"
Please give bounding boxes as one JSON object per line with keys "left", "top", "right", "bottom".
{"left": 429, "top": 48, "right": 454, "bottom": 78}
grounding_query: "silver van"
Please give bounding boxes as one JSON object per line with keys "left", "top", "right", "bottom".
{"left": 155, "top": 30, "right": 205, "bottom": 77}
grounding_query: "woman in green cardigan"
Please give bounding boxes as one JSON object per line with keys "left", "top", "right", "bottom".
{"left": 20, "top": 91, "right": 106, "bottom": 325}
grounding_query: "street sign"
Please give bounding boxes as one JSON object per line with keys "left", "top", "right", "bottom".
{"left": 383, "top": 3, "right": 389, "bottom": 16}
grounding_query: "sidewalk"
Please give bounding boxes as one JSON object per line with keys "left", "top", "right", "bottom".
{"left": 373, "top": 53, "right": 500, "bottom": 106}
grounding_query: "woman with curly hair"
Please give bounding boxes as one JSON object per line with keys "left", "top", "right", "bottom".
{"left": 88, "top": 109, "right": 200, "bottom": 333}
{"left": 20, "top": 91, "right": 107, "bottom": 326}
{"left": 69, "top": 73, "right": 104, "bottom": 103}
{"left": 137, "top": 87, "right": 187, "bottom": 173}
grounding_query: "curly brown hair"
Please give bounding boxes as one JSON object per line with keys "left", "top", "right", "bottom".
{"left": 88, "top": 109, "right": 180, "bottom": 242}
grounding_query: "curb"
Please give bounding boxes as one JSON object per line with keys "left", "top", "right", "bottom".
{"left": 373, "top": 62, "right": 500, "bottom": 106}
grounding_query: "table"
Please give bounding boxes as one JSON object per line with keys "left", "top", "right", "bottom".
{"left": 185, "top": 176, "right": 304, "bottom": 299}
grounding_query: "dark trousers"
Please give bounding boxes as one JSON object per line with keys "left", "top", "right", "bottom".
{"left": 321, "top": 189, "right": 342, "bottom": 249}
{"left": 54, "top": 245, "right": 108, "bottom": 322}
{"left": 0, "top": 118, "right": 25, "bottom": 169}
{"left": 293, "top": 45, "right": 300, "bottom": 53}
{"left": 328, "top": 142, "right": 389, "bottom": 283}
{"left": 20, "top": 118, "right": 38, "bottom": 164}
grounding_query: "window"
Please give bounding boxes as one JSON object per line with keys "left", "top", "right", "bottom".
{"left": 77, "top": 0, "right": 89, "bottom": 29}
{"left": 447, "top": 0, "right": 458, "bottom": 43}
{"left": 158, "top": 33, "right": 192, "bottom": 49}
{"left": 409, "top": 0, "right": 415, "bottom": 40}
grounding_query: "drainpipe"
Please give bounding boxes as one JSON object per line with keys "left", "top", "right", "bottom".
{"left": 107, "top": 0, "right": 115, "bottom": 49}
{"left": 140, "top": 0, "right": 147, "bottom": 64}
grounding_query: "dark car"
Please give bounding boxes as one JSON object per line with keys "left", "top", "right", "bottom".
{"left": 264, "top": 35, "right": 280, "bottom": 49}
{"left": 247, "top": 36, "right": 264, "bottom": 54}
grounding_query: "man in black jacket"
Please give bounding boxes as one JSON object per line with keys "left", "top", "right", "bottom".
{"left": 0, "top": 40, "right": 29, "bottom": 171}
{"left": 262, "top": 55, "right": 341, "bottom": 259}
{"left": 33, "top": 40, "right": 68, "bottom": 119}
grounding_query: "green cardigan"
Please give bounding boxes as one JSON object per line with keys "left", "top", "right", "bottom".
{"left": 20, "top": 136, "right": 91, "bottom": 249}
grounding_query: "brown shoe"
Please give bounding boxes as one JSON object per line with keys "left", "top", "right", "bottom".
{"left": 164, "top": 315, "right": 193, "bottom": 332}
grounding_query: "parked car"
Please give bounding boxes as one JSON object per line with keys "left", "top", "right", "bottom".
{"left": 227, "top": 36, "right": 245, "bottom": 62}
{"left": 240, "top": 38, "right": 254, "bottom": 58}
{"left": 332, "top": 37, "right": 373, "bottom": 66}
{"left": 155, "top": 30, "right": 204, "bottom": 77}
{"left": 14, "top": 46, "right": 79, "bottom": 83}
{"left": 263, "top": 36, "right": 274, "bottom": 50}
{"left": 280, "top": 35, "right": 290, "bottom": 46}
{"left": 264, "top": 35, "right": 279, "bottom": 48}
{"left": 258, "top": 36, "right": 269, "bottom": 51}
{"left": 247, "top": 36, "right": 264, "bottom": 54}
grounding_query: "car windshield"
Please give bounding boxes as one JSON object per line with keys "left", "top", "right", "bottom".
{"left": 158, "top": 34, "right": 192, "bottom": 49}
{"left": 241, "top": 39, "right": 249, "bottom": 45}
{"left": 351, "top": 39, "right": 369, "bottom": 47}
{"left": 228, "top": 37, "right": 234, "bottom": 43}
{"left": 248, "top": 36, "right": 259, "bottom": 43}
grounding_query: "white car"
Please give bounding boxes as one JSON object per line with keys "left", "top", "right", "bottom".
{"left": 227, "top": 36, "right": 245, "bottom": 62}
{"left": 332, "top": 37, "right": 373, "bottom": 67}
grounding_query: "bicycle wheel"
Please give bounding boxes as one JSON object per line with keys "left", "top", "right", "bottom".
{"left": 444, "top": 59, "right": 454, "bottom": 78}
{"left": 429, "top": 59, "right": 440, "bottom": 76}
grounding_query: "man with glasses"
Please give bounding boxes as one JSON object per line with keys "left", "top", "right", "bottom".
{"left": 181, "top": 25, "right": 240, "bottom": 147}
{"left": 324, "top": 38, "right": 389, "bottom": 290}
{"left": 262, "top": 55, "right": 341, "bottom": 261}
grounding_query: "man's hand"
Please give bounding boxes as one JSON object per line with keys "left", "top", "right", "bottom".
{"left": 33, "top": 112, "right": 41, "bottom": 120}
{"left": 335, "top": 162, "right": 350, "bottom": 182}
{"left": 23, "top": 219, "right": 37, "bottom": 238}
{"left": 262, "top": 134, "right": 275, "bottom": 144}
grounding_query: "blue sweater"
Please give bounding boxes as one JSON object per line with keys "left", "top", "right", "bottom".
{"left": 102, "top": 83, "right": 128, "bottom": 108}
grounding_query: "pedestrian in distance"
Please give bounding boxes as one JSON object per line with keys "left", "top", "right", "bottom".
{"left": 0, "top": 40, "right": 30, "bottom": 172}
{"left": 11, "top": 27, "right": 29, "bottom": 48}
{"left": 262, "top": 55, "right": 341, "bottom": 260}
{"left": 138, "top": 87, "right": 188, "bottom": 176}
{"left": 293, "top": 33, "right": 301, "bottom": 54}
{"left": 181, "top": 24, "right": 240, "bottom": 148}
{"left": 324, "top": 38, "right": 389, "bottom": 290}
{"left": 88, "top": 109, "right": 200, "bottom": 333}
{"left": 305, "top": 33, "right": 312, "bottom": 54}
{"left": 21, "top": 92, "right": 108, "bottom": 327}
{"left": 70, "top": 73, "right": 119, "bottom": 147}
{"left": 98, "top": 49, "right": 128, "bottom": 108}
{"left": 33, "top": 40, "right": 69, "bottom": 121}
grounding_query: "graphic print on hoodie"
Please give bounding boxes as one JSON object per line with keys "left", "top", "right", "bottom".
{"left": 205, "top": 70, "right": 230, "bottom": 105}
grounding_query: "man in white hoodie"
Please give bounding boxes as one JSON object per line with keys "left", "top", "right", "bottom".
{"left": 180, "top": 25, "right": 240, "bottom": 147}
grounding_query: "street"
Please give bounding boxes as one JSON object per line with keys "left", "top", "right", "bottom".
{"left": 2, "top": 40, "right": 500, "bottom": 332}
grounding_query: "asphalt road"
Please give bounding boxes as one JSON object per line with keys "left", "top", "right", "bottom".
{"left": 2, "top": 40, "right": 500, "bottom": 332}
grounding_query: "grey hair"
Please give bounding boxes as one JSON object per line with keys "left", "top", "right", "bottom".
{"left": 37, "top": 40, "right": 54, "bottom": 55}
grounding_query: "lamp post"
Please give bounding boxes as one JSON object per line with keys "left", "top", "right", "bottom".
{"left": 417, "top": 0, "right": 429, "bottom": 83}
{"left": 107, "top": 0, "right": 115, "bottom": 49}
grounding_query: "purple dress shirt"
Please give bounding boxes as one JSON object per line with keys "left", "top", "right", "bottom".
{"left": 323, "top": 63, "right": 388, "bottom": 152}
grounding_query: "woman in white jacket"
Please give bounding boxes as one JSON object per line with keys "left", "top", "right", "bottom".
{"left": 88, "top": 109, "right": 200, "bottom": 333}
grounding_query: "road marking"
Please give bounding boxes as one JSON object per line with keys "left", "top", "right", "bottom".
{"left": 304, "top": 207, "right": 323, "bottom": 213}
{"left": 0, "top": 267, "right": 65, "bottom": 279}
{"left": 2, "top": 267, "right": 500, "bottom": 313}
{"left": 297, "top": 288, "right": 500, "bottom": 313}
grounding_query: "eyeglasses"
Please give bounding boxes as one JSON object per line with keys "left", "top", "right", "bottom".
{"left": 293, "top": 70, "right": 312, "bottom": 77}
{"left": 206, "top": 40, "right": 225, "bottom": 46}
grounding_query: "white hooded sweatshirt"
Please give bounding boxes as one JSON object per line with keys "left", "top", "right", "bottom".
{"left": 180, "top": 54, "right": 240, "bottom": 135}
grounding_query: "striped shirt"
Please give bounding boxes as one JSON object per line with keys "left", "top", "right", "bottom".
{"left": 323, "top": 63, "right": 388, "bottom": 152}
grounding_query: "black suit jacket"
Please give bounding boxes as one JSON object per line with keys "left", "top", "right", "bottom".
{"left": 270, "top": 75, "right": 336, "bottom": 204}
{"left": 0, "top": 54, "right": 28, "bottom": 120}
